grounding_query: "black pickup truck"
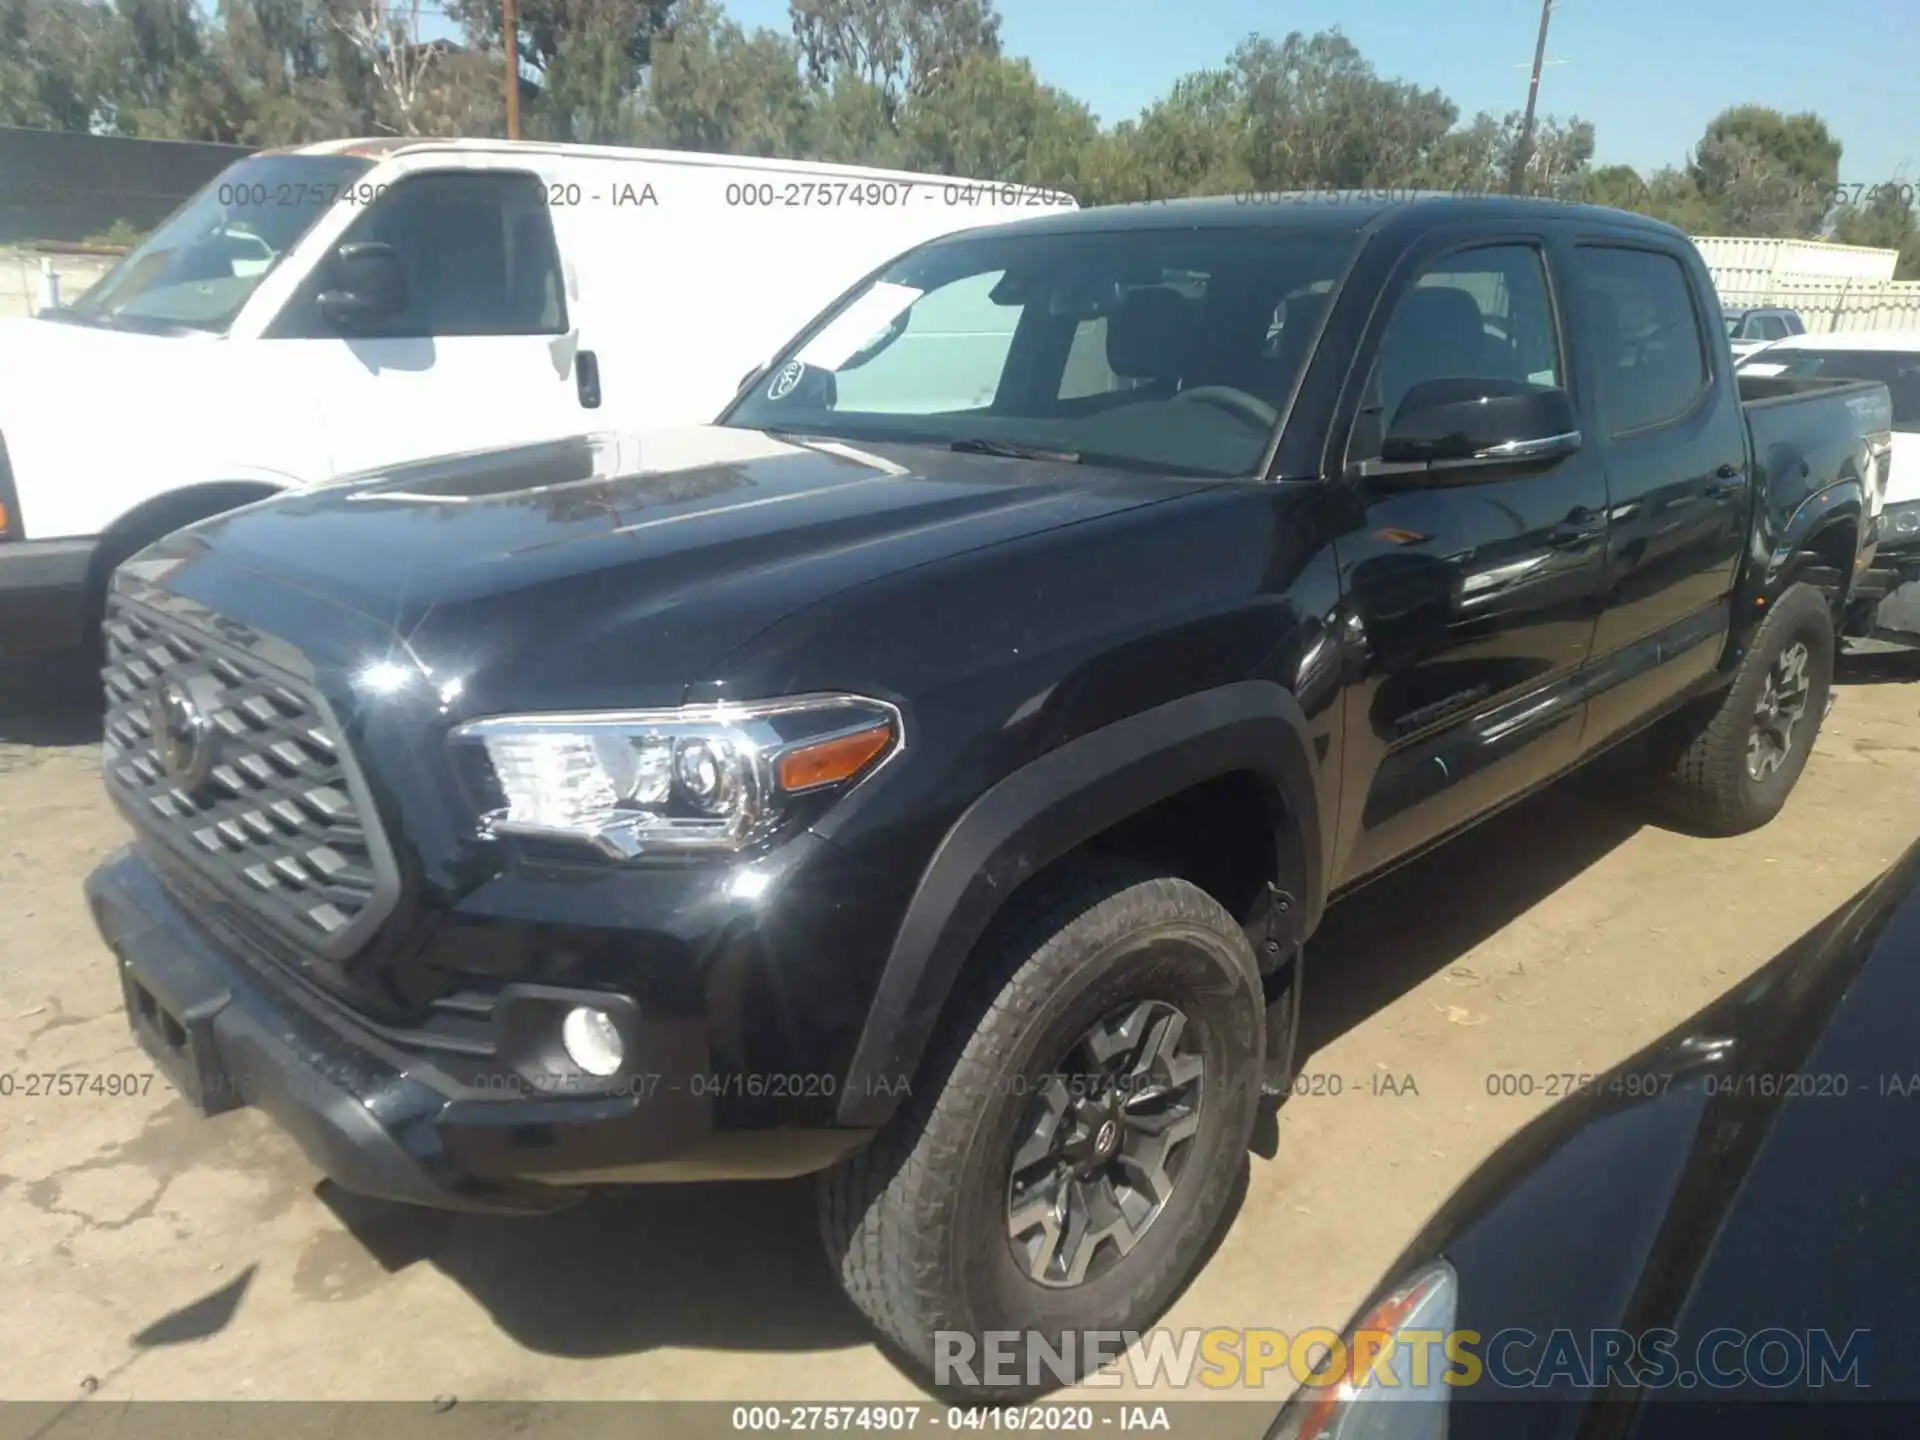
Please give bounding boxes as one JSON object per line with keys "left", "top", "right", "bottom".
{"left": 84, "top": 196, "right": 1891, "bottom": 1396}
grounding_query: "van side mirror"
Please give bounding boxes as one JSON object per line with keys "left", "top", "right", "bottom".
{"left": 1369, "top": 378, "right": 1581, "bottom": 483}
{"left": 317, "top": 242, "right": 408, "bottom": 331}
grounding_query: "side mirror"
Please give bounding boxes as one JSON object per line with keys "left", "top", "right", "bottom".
{"left": 1371, "top": 377, "right": 1581, "bottom": 482}
{"left": 317, "top": 242, "right": 407, "bottom": 331}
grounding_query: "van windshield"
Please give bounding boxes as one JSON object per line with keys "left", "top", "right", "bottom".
{"left": 57, "top": 155, "right": 376, "bottom": 334}
{"left": 721, "top": 222, "right": 1361, "bottom": 478}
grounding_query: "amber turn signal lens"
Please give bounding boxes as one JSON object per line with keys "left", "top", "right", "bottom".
{"left": 776, "top": 724, "right": 893, "bottom": 793}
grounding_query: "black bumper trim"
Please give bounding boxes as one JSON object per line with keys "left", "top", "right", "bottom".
{"left": 0, "top": 534, "right": 95, "bottom": 656}
{"left": 86, "top": 847, "right": 723, "bottom": 1213}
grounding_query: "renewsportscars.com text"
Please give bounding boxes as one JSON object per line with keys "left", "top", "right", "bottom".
{"left": 934, "top": 1326, "right": 1870, "bottom": 1392}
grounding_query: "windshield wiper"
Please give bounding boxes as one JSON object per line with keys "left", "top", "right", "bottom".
{"left": 949, "top": 437, "right": 1082, "bottom": 463}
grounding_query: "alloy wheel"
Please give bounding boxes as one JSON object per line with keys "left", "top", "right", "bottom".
{"left": 1005, "top": 999, "right": 1206, "bottom": 1289}
{"left": 1748, "top": 640, "right": 1812, "bottom": 781}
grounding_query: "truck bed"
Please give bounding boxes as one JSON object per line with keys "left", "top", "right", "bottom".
{"left": 1739, "top": 373, "right": 1894, "bottom": 547}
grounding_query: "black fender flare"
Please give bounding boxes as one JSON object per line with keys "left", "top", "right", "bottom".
{"left": 1730, "top": 480, "right": 1866, "bottom": 660}
{"left": 835, "top": 680, "right": 1324, "bottom": 1127}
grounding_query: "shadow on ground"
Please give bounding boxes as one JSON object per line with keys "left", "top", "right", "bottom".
{"left": 324, "top": 1176, "right": 870, "bottom": 1360}
{"left": 1299, "top": 780, "right": 1645, "bottom": 1057}
{"left": 1837, "top": 644, "right": 1920, "bottom": 688}
{"left": 0, "top": 655, "right": 101, "bottom": 748}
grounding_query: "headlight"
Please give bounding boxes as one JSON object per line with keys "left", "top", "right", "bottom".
{"left": 452, "top": 693, "right": 902, "bottom": 859}
{"left": 1885, "top": 500, "right": 1920, "bottom": 543}
{"left": 1267, "top": 1261, "right": 1459, "bottom": 1440}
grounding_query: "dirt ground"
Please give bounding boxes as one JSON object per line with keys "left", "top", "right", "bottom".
{"left": 1, "top": 650, "right": 1916, "bottom": 1419}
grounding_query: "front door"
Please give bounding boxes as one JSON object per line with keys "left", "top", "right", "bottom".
{"left": 1333, "top": 233, "right": 1611, "bottom": 882}
{"left": 262, "top": 167, "right": 592, "bottom": 480}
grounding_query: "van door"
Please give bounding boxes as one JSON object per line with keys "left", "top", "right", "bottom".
{"left": 262, "top": 168, "right": 592, "bottom": 478}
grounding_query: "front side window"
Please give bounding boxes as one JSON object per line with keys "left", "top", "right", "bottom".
{"left": 55, "top": 155, "right": 374, "bottom": 334}
{"left": 1758, "top": 314, "right": 1790, "bottom": 341}
{"left": 1575, "top": 246, "right": 1710, "bottom": 436}
{"left": 1372, "top": 243, "right": 1563, "bottom": 428}
{"left": 723, "top": 225, "right": 1361, "bottom": 478}
{"left": 276, "top": 170, "right": 567, "bottom": 339}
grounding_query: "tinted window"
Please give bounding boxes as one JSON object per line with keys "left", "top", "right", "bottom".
{"left": 725, "top": 225, "right": 1360, "bottom": 478}
{"left": 1766, "top": 350, "right": 1920, "bottom": 432}
{"left": 1758, "top": 314, "right": 1789, "bottom": 341}
{"left": 279, "top": 171, "right": 567, "bottom": 339}
{"left": 1575, "top": 246, "right": 1709, "bottom": 435}
{"left": 1373, "top": 244, "right": 1562, "bottom": 427}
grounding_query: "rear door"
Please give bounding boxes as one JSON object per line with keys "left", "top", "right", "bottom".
{"left": 1332, "top": 226, "right": 1612, "bottom": 880}
{"left": 263, "top": 165, "right": 591, "bottom": 478}
{"left": 1563, "top": 239, "right": 1749, "bottom": 752}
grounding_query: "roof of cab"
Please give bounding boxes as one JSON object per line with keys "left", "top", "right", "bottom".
{"left": 955, "top": 190, "right": 1691, "bottom": 240}
{"left": 248, "top": 136, "right": 1079, "bottom": 197}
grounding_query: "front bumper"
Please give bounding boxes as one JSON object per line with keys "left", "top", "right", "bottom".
{"left": 86, "top": 847, "right": 731, "bottom": 1213}
{"left": 0, "top": 535, "right": 95, "bottom": 657}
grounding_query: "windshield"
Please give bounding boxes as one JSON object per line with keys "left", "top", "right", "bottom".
{"left": 721, "top": 223, "right": 1361, "bottom": 478}
{"left": 60, "top": 154, "right": 376, "bottom": 334}
{"left": 1763, "top": 350, "right": 1920, "bottom": 433}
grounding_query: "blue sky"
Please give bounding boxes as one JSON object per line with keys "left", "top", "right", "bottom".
{"left": 721, "top": 0, "right": 1919, "bottom": 182}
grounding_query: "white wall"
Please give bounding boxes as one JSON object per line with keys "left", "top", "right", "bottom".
{"left": 1694, "top": 235, "right": 1917, "bottom": 334}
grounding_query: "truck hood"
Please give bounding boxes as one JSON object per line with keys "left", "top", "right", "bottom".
{"left": 126, "top": 426, "right": 1210, "bottom": 713}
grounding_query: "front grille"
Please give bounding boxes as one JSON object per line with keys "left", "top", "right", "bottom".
{"left": 101, "top": 597, "right": 392, "bottom": 956}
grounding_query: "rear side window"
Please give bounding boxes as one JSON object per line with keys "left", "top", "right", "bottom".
{"left": 1758, "top": 314, "right": 1789, "bottom": 341}
{"left": 1575, "top": 246, "right": 1709, "bottom": 436}
{"left": 278, "top": 170, "right": 567, "bottom": 339}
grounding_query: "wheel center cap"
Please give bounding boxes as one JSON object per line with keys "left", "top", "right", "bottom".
{"left": 1093, "top": 1119, "right": 1121, "bottom": 1158}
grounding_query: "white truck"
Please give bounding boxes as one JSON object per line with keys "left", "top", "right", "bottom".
{"left": 0, "top": 138, "right": 1074, "bottom": 658}
{"left": 1740, "top": 328, "right": 1920, "bottom": 645}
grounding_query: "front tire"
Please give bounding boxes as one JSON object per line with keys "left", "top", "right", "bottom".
{"left": 1652, "top": 582, "right": 1835, "bottom": 835}
{"left": 819, "top": 866, "right": 1265, "bottom": 1399}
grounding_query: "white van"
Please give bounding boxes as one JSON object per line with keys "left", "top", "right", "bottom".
{"left": 0, "top": 139, "right": 1074, "bottom": 657}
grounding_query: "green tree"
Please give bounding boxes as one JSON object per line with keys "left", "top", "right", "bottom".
{"left": 635, "top": 0, "right": 810, "bottom": 155}
{"left": 1832, "top": 182, "right": 1916, "bottom": 253}
{"left": 788, "top": 0, "right": 998, "bottom": 118}
{"left": 1579, "top": 162, "right": 1652, "bottom": 213}
{"left": 0, "top": 0, "right": 119, "bottom": 129}
{"left": 1233, "top": 30, "right": 1460, "bottom": 190}
{"left": 899, "top": 51, "right": 1094, "bottom": 189}
{"left": 449, "top": 0, "right": 676, "bottom": 140}
{"left": 1688, "top": 105, "right": 1841, "bottom": 236}
{"left": 803, "top": 72, "right": 906, "bottom": 166}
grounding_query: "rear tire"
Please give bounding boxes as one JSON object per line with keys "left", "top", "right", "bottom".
{"left": 1651, "top": 582, "right": 1834, "bottom": 835}
{"left": 818, "top": 865, "right": 1265, "bottom": 1399}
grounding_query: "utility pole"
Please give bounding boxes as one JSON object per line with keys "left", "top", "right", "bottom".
{"left": 1509, "top": 0, "right": 1553, "bottom": 195}
{"left": 501, "top": 0, "right": 520, "bottom": 139}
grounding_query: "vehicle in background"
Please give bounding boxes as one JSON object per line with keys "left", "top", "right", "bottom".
{"left": 85, "top": 196, "right": 1888, "bottom": 1397}
{"left": 1740, "top": 329, "right": 1920, "bottom": 646}
{"left": 0, "top": 140, "right": 1073, "bottom": 660}
{"left": 1267, "top": 837, "right": 1920, "bottom": 1439}
{"left": 1723, "top": 304, "right": 1806, "bottom": 359}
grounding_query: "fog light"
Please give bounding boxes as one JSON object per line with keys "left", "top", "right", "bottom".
{"left": 561, "top": 1006, "right": 625, "bottom": 1077}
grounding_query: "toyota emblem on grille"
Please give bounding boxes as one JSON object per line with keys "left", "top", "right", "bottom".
{"left": 150, "top": 677, "right": 218, "bottom": 792}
